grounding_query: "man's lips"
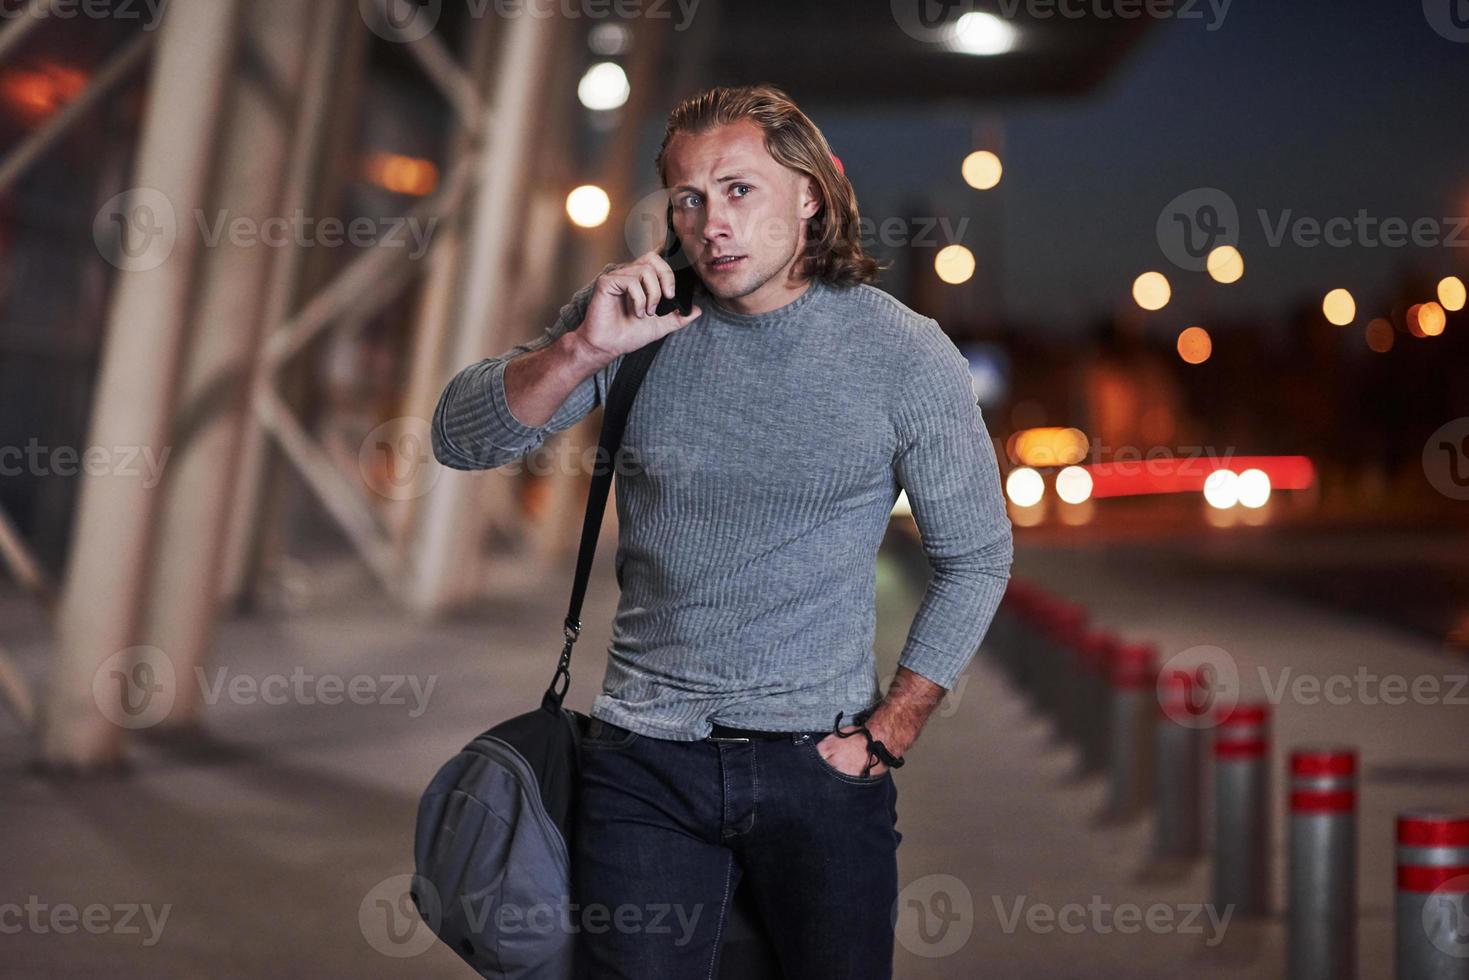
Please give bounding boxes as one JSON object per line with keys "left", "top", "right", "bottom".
{"left": 704, "top": 255, "right": 745, "bottom": 271}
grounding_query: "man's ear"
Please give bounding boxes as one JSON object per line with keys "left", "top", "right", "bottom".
{"left": 798, "top": 175, "right": 821, "bottom": 220}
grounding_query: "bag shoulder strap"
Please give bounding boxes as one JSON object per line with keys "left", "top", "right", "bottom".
{"left": 544, "top": 333, "right": 667, "bottom": 709}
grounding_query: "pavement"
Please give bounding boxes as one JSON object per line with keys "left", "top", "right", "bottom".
{"left": 1, "top": 522, "right": 1466, "bottom": 977}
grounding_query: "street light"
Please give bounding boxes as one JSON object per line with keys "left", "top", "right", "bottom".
{"left": 1133, "top": 271, "right": 1171, "bottom": 311}
{"left": 962, "top": 150, "right": 1003, "bottom": 190}
{"left": 1437, "top": 275, "right": 1466, "bottom": 312}
{"left": 947, "top": 12, "right": 1020, "bottom": 55}
{"left": 1206, "top": 245, "right": 1244, "bottom": 284}
{"left": 1322, "top": 288, "right": 1355, "bottom": 326}
{"left": 566, "top": 185, "right": 611, "bottom": 228}
{"left": 578, "top": 62, "right": 629, "bottom": 111}
{"left": 935, "top": 244, "right": 976, "bottom": 284}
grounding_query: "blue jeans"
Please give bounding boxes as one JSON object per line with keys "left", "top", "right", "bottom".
{"left": 572, "top": 717, "right": 902, "bottom": 979}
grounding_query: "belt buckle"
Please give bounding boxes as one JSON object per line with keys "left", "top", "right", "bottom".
{"left": 705, "top": 724, "right": 751, "bottom": 743}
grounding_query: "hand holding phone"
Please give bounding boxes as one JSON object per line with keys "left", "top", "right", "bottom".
{"left": 576, "top": 246, "right": 702, "bottom": 361}
{"left": 655, "top": 234, "right": 698, "bottom": 318}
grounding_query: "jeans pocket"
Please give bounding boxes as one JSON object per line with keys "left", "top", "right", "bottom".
{"left": 803, "top": 738, "right": 889, "bottom": 785}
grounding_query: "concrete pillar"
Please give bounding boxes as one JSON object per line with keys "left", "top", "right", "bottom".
{"left": 138, "top": 0, "right": 321, "bottom": 730}
{"left": 36, "top": 0, "right": 244, "bottom": 769}
{"left": 405, "top": 10, "right": 561, "bottom": 615}
{"left": 217, "top": 0, "right": 364, "bottom": 612}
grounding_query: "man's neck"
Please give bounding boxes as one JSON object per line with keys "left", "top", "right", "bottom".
{"left": 714, "top": 269, "right": 814, "bottom": 317}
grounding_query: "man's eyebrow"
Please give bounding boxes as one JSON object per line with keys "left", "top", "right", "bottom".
{"left": 671, "top": 172, "right": 754, "bottom": 192}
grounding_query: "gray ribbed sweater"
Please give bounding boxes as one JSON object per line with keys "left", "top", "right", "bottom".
{"left": 431, "top": 269, "right": 1013, "bottom": 741}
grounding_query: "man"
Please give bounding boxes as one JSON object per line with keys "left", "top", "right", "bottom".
{"left": 431, "top": 84, "right": 1012, "bottom": 979}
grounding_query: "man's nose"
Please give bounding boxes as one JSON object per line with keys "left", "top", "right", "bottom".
{"left": 701, "top": 200, "right": 733, "bottom": 240}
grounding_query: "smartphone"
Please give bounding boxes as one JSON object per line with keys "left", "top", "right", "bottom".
{"left": 654, "top": 206, "right": 698, "bottom": 317}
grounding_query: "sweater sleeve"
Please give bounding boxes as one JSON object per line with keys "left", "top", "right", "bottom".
{"left": 891, "top": 319, "right": 1014, "bottom": 691}
{"left": 431, "top": 265, "right": 623, "bottom": 471}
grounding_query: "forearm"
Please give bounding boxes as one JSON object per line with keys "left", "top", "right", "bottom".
{"left": 502, "top": 329, "right": 612, "bottom": 429}
{"left": 430, "top": 323, "right": 612, "bottom": 472}
{"left": 865, "top": 666, "right": 946, "bottom": 758}
{"left": 895, "top": 535, "right": 1012, "bottom": 690}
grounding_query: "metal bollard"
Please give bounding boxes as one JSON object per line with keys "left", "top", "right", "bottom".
{"left": 1002, "top": 581, "right": 1040, "bottom": 688}
{"left": 1212, "top": 702, "right": 1271, "bottom": 917}
{"left": 1100, "top": 640, "right": 1155, "bottom": 822}
{"left": 1075, "top": 629, "right": 1115, "bottom": 778}
{"left": 1035, "top": 597, "right": 1076, "bottom": 723}
{"left": 990, "top": 578, "right": 1020, "bottom": 688}
{"left": 1288, "top": 747, "right": 1358, "bottom": 980}
{"left": 1015, "top": 588, "right": 1051, "bottom": 704}
{"left": 1396, "top": 811, "right": 1469, "bottom": 979}
{"left": 990, "top": 583, "right": 1021, "bottom": 676}
{"left": 1052, "top": 606, "right": 1090, "bottom": 749}
{"left": 1153, "top": 668, "right": 1203, "bottom": 861}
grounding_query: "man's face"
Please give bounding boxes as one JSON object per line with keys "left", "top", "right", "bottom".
{"left": 662, "top": 119, "right": 820, "bottom": 307}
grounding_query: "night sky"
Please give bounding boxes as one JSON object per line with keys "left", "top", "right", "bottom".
{"left": 800, "top": 1, "right": 1469, "bottom": 333}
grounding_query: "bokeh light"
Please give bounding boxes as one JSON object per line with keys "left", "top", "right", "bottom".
{"left": 362, "top": 152, "right": 439, "bottom": 197}
{"left": 1203, "top": 469, "right": 1240, "bottom": 509}
{"left": 1437, "top": 276, "right": 1466, "bottom": 312}
{"left": 1206, "top": 245, "right": 1244, "bottom": 284}
{"left": 587, "top": 23, "right": 632, "bottom": 55}
{"left": 1418, "top": 301, "right": 1447, "bottom": 336}
{"left": 1055, "top": 466, "right": 1094, "bottom": 504}
{"left": 1132, "top": 271, "right": 1171, "bottom": 311}
{"left": 1407, "top": 303, "right": 1426, "bottom": 338}
{"left": 949, "top": 12, "right": 1020, "bottom": 55}
{"left": 1322, "top": 288, "right": 1356, "bottom": 326}
{"left": 1177, "top": 325, "right": 1212, "bottom": 364}
{"left": 961, "top": 150, "right": 1003, "bottom": 190}
{"left": 1005, "top": 467, "right": 1045, "bottom": 507}
{"left": 1237, "top": 468, "right": 1271, "bottom": 508}
{"left": 565, "top": 184, "right": 611, "bottom": 227}
{"left": 935, "top": 244, "right": 976, "bottom": 284}
{"left": 577, "top": 62, "right": 630, "bottom": 110}
{"left": 1012, "top": 427, "right": 1089, "bottom": 467}
{"left": 1365, "top": 318, "right": 1394, "bottom": 352}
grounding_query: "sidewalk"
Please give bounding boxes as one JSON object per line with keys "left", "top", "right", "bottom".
{"left": 0, "top": 529, "right": 1463, "bottom": 976}
{"left": 949, "top": 533, "right": 1469, "bottom": 978}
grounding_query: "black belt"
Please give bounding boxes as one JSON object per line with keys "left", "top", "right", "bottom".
{"left": 705, "top": 722, "right": 824, "bottom": 741}
{"left": 705, "top": 715, "right": 871, "bottom": 742}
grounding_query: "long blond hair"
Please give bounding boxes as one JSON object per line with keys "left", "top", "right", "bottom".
{"left": 654, "top": 84, "right": 885, "bottom": 287}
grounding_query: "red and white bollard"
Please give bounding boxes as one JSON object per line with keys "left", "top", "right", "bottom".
{"left": 1039, "top": 600, "right": 1087, "bottom": 731}
{"left": 992, "top": 580, "right": 1032, "bottom": 684}
{"left": 1396, "top": 811, "right": 1469, "bottom": 979}
{"left": 1100, "top": 641, "right": 1155, "bottom": 823}
{"left": 1014, "top": 588, "right": 1051, "bottom": 704}
{"left": 1212, "top": 702, "right": 1271, "bottom": 916}
{"left": 1152, "top": 668, "right": 1203, "bottom": 861}
{"left": 1053, "top": 609, "right": 1090, "bottom": 750}
{"left": 1288, "top": 747, "right": 1358, "bottom": 980}
{"left": 1075, "top": 629, "right": 1114, "bottom": 778}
